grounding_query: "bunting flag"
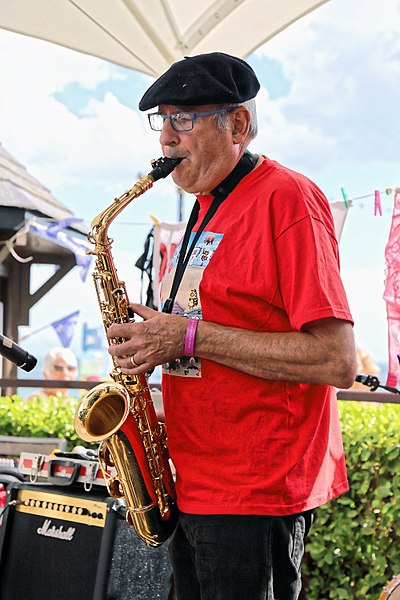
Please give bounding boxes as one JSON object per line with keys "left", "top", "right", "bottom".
{"left": 383, "top": 190, "right": 400, "bottom": 387}
{"left": 29, "top": 218, "right": 92, "bottom": 281}
{"left": 329, "top": 201, "right": 349, "bottom": 242}
{"left": 153, "top": 220, "right": 187, "bottom": 308}
{"left": 51, "top": 310, "right": 80, "bottom": 347}
{"left": 136, "top": 221, "right": 187, "bottom": 309}
{"left": 82, "top": 322, "right": 104, "bottom": 352}
{"left": 135, "top": 226, "right": 156, "bottom": 308}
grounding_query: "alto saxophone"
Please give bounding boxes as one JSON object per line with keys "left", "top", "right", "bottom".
{"left": 74, "top": 157, "right": 181, "bottom": 547}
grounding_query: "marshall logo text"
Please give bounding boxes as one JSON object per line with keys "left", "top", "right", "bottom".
{"left": 37, "top": 519, "right": 75, "bottom": 541}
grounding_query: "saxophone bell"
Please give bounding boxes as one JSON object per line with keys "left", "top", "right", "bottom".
{"left": 74, "top": 381, "right": 130, "bottom": 443}
{"left": 74, "top": 380, "right": 178, "bottom": 547}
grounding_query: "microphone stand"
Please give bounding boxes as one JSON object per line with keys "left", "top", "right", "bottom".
{"left": 355, "top": 374, "right": 400, "bottom": 395}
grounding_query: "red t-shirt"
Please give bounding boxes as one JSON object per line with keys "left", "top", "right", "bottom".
{"left": 161, "top": 157, "right": 352, "bottom": 516}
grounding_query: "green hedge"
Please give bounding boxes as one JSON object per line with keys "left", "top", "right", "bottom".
{"left": 303, "top": 400, "right": 400, "bottom": 599}
{"left": 0, "top": 394, "right": 82, "bottom": 451}
{"left": 1, "top": 395, "right": 400, "bottom": 597}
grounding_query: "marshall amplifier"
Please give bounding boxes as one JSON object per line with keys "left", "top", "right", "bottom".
{"left": 0, "top": 482, "right": 174, "bottom": 600}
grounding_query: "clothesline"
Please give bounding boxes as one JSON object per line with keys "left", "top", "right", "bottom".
{"left": 338, "top": 186, "right": 399, "bottom": 210}
{"left": 345, "top": 188, "right": 395, "bottom": 202}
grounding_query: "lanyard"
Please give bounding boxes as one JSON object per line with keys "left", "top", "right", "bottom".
{"left": 162, "top": 150, "right": 258, "bottom": 314}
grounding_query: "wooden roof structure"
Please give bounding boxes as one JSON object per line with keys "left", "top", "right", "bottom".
{"left": 0, "top": 142, "right": 90, "bottom": 377}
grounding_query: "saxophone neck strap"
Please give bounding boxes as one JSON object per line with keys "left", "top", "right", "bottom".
{"left": 162, "top": 150, "right": 259, "bottom": 314}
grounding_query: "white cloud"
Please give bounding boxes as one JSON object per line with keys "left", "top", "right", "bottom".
{"left": 0, "top": 34, "right": 161, "bottom": 190}
{"left": 0, "top": 30, "right": 111, "bottom": 92}
{"left": 254, "top": 0, "right": 400, "bottom": 189}
{"left": 252, "top": 87, "right": 339, "bottom": 171}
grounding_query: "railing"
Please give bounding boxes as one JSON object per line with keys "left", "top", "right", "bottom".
{"left": 336, "top": 389, "right": 400, "bottom": 404}
{"left": 0, "top": 378, "right": 162, "bottom": 397}
{"left": 1, "top": 378, "right": 97, "bottom": 391}
{"left": 0, "top": 378, "right": 397, "bottom": 403}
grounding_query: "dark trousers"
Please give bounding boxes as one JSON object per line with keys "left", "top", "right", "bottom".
{"left": 169, "top": 511, "right": 314, "bottom": 600}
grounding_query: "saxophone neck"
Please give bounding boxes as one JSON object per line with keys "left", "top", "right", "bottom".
{"left": 89, "top": 173, "right": 155, "bottom": 244}
{"left": 89, "top": 156, "right": 182, "bottom": 244}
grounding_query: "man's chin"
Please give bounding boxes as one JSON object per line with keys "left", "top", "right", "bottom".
{"left": 171, "top": 172, "right": 188, "bottom": 191}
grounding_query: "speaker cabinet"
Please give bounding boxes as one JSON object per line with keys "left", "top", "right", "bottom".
{"left": 0, "top": 482, "right": 173, "bottom": 600}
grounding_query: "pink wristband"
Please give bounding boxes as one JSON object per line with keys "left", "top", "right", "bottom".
{"left": 184, "top": 318, "right": 199, "bottom": 357}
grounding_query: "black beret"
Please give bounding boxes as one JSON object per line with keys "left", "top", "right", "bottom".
{"left": 138, "top": 52, "right": 260, "bottom": 111}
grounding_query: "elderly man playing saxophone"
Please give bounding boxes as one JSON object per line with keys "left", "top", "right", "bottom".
{"left": 107, "top": 52, "right": 356, "bottom": 600}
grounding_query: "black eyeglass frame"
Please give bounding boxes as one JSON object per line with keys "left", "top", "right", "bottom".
{"left": 147, "top": 107, "right": 235, "bottom": 132}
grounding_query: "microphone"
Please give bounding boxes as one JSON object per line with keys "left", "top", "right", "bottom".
{"left": 0, "top": 334, "right": 38, "bottom": 372}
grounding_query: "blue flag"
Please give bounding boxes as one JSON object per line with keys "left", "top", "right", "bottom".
{"left": 52, "top": 310, "right": 80, "bottom": 347}
{"left": 82, "top": 323, "right": 104, "bottom": 352}
{"left": 29, "top": 219, "right": 92, "bottom": 281}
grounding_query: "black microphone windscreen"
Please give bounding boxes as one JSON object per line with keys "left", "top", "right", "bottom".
{"left": 0, "top": 334, "right": 38, "bottom": 372}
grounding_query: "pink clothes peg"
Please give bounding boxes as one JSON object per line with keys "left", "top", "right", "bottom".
{"left": 374, "top": 189, "right": 382, "bottom": 216}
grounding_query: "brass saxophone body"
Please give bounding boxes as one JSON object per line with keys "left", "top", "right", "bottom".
{"left": 74, "top": 157, "right": 181, "bottom": 547}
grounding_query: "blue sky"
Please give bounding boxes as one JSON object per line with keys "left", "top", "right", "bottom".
{"left": 0, "top": 0, "right": 399, "bottom": 378}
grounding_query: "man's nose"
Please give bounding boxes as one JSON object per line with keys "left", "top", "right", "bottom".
{"left": 159, "top": 117, "right": 179, "bottom": 146}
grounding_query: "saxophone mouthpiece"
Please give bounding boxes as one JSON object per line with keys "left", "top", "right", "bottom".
{"left": 149, "top": 157, "right": 182, "bottom": 182}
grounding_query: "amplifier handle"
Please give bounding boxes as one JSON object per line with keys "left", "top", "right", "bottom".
{"left": 48, "top": 460, "right": 81, "bottom": 486}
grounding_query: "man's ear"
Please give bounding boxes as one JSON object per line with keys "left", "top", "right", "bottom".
{"left": 231, "top": 107, "right": 251, "bottom": 143}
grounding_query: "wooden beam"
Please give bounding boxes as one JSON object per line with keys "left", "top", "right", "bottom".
{"left": 28, "top": 256, "right": 75, "bottom": 307}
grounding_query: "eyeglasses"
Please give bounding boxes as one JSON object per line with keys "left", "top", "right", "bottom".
{"left": 148, "top": 107, "right": 235, "bottom": 132}
{"left": 53, "top": 364, "right": 76, "bottom": 372}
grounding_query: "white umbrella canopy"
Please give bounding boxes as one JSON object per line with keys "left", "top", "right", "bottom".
{"left": 0, "top": 0, "right": 330, "bottom": 76}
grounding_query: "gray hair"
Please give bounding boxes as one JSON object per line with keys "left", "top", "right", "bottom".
{"left": 214, "top": 99, "right": 258, "bottom": 140}
{"left": 42, "top": 347, "right": 78, "bottom": 376}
